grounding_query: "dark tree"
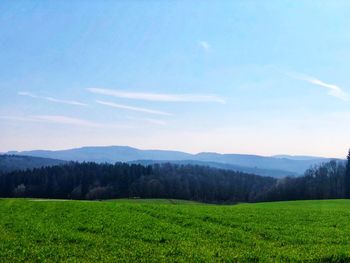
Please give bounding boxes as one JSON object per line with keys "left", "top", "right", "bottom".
{"left": 0, "top": 154, "right": 348, "bottom": 203}
{"left": 345, "top": 149, "right": 350, "bottom": 198}
{"left": 0, "top": 161, "right": 276, "bottom": 203}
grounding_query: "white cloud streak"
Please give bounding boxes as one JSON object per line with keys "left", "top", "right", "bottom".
{"left": 33, "top": 115, "right": 100, "bottom": 127}
{"left": 292, "top": 74, "right": 349, "bottom": 101}
{"left": 96, "top": 100, "right": 173, "bottom": 116}
{"left": 198, "top": 40, "right": 211, "bottom": 51}
{"left": 18, "top": 91, "right": 88, "bottom": 106}
{"left": 88, "top": 88, "right": 225, "bottom": 104}
{"left": 0, "top": 115, "right": 129, "bottom": 129}
{"left": 126, "top": 116, "right": 167, "bottom": 126}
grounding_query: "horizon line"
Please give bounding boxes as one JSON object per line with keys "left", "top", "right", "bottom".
{"left": 0, "top": 144, "right": 344, "bottom": 159}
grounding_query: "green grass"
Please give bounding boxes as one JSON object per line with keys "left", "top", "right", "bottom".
{"left": 1, "top": 199, "right": 350, "bottom": 262}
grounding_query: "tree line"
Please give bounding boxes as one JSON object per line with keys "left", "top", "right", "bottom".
{"left": 1, "top": 151, "right": 350, "bottom": 203}
{"left": 266, "top": 151, "right": 350, "bottom": 201}
{"left": 0, "top": 162, "right": 275, "bottom": 202}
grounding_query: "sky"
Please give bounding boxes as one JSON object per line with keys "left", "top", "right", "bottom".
{"left": 1, "top": 0, "right": 350, "bottom": 158}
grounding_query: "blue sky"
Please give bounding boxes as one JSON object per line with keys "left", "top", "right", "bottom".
{"left": 1, "top": 0, "right": 350, "bottom": 157}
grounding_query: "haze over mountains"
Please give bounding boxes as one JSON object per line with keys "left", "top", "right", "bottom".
{"left": 6, "top": 146, "right": 337, "bottom": 178}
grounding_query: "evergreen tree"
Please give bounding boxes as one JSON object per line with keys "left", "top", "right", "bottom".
{"left": 0, "top": 158, "right": 348, "bottom": 203}
{"left": 345, "top": 149, "right": 350, "bottom": 198}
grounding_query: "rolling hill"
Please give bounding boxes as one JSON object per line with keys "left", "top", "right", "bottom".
{"left": 0, "top": 155, "right": 66, "bottom": 173}
{"left": 129, "top": 159, "right": 298, "bottom": 177}
{"left": 7, "top": 146, "right": 337, "bottom": 177}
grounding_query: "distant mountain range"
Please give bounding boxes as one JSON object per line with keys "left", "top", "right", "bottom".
{"left": 272, "top": 155, "right": 328, "bottom": 161}
{"left": 5, "top": 146, "right": 339, "bottom": 178}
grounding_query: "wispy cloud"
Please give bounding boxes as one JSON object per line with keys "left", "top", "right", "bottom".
{"left": 18, "top": 91, "right": 38, "bottom": 99}
{"left": 0, "top": 115, "right": 35, "bottom": 122}
{"left": 198, "top": 40, "right": 211, "bottom": 51}
{"left": 88, "top": 88, "right": 225, "bottom": 104}
{"left": 96, "top": 100, "right": 172, "bottom": 116}
{"left": 18, "top": 91, "right": 88, "bottom": 106}
{"left": 33, "top": 115, "right": 100, "bottom": 127}
{"left": 0, "top": 115, "right": 129, "bottom": 129}
{"left": 126, "top": 116, "right": 167, "bottom": 126}
{"left": 291, "top": 74, "right": 349, "bottom": 101}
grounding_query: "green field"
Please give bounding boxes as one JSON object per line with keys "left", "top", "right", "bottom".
{"left": 1, "top": 199, "right": 350, "bottom": 262}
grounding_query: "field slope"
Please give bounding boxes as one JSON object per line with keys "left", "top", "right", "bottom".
{"left": 1, "top": 199, "right": 350, "bottom": 262}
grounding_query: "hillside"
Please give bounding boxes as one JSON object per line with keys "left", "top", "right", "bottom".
{"left": 7, "top": 146, "right": 192, "bottom": 163}
{"left": 129, "top": 159, "right": 297, "bottom": 178}
{"left": 1, "top": 198, "right": 349, "bottom": 262}
{"left": 0, "top": 155, "right": 66, "bottom": 173}
{"left": 7, "top": 146, "right": 337, "bottom": 176}
{"left": 0, "top": 162, "right": 276, "bottom": 202}
{"left": 1, "top": 160, "right": 345, "bottom": 202}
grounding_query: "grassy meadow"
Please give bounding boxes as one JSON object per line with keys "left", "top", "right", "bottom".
{"left": 1, "top": 198, "right": 350, "bottom": 262}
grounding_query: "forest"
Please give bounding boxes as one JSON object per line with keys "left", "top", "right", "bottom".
{"left": 1, "top": 151, "right": 350, "bottom": 203}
